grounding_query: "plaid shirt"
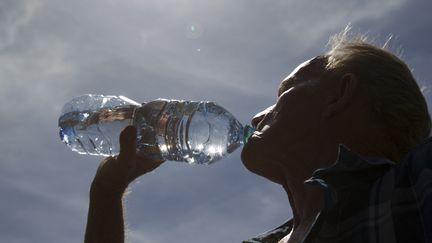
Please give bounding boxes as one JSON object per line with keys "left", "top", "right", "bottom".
{"left": 244, "top": 137, "right": 432, "bottom": 243}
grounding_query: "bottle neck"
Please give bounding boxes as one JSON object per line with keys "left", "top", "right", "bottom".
{"left": 243, "top": 125, "right": 255, "bottom": 144}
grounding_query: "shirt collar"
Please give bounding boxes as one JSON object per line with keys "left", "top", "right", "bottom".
{"left": 304, "top": 144, "right": 396, "bottom": 204}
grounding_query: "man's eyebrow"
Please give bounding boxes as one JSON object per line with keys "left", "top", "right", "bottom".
{"left": 278, "top": 78, "right": 297, "bottom": 97}
{"left": 277, "top": 84, "right": 286, "bottom": 97}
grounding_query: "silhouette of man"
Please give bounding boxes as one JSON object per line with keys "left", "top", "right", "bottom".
{"left": 84, "top": 31, "right": 432, "bottom": 243}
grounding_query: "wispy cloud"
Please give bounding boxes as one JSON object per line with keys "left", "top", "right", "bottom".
{"left": 0, "top": 0, "right": 431, "bottom": 242}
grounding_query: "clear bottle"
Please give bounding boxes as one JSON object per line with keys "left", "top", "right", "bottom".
{"left": 58, "top": 94, "right": 254, "bottom": 165}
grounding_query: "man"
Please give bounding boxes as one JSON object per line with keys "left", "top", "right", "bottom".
{"left": 84, "top": 31, "right": 432, "bottom": 243}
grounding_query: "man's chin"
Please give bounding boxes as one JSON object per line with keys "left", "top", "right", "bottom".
{"left": 241, "top": 142, "right": 286, "bottom": 184}
{"left": 241, "top": 143, "right": 260, "bottom": 171}
{"left": 240, "top": 147, "right": 269, "bottom": 173}
{"left": 240, "top": 139, "right": 256, "bottom": 165}
{"left": 241, "top": 159, "right": 285, "bottom": 185}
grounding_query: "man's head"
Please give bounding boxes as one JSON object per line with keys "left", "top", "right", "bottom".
{"left": 324, "top": 31, "right": 431, "bottom": 161}
{"left": 241, "top": 30, "right": 431, "bottom": 184}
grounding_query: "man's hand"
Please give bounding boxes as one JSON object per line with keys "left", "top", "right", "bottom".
{"left": 90, "top": 125, "right": 165, "bottom": 195}
{"left": 85, "top": 126, "right": 165, "bottom": 243}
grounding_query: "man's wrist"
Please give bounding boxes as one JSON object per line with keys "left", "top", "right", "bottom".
{"left": 90, "top": 179, "right": 128, "bottom": 199}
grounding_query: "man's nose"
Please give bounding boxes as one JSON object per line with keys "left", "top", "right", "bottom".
{"left": 251, "top": 105, "right": 275, "bottom": 128}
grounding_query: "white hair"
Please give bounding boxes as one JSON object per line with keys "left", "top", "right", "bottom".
{"left": 324, "top": 27, "right": 431, "bottom": 161}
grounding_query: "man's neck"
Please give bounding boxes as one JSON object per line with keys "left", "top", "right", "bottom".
{"left": 279, "top": 139, "right": 336, "bottom": 234}
{"left": 282, "top": 171, "right": 325, "bottom": 230}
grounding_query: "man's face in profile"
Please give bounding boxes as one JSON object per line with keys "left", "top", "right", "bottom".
{"left": 241, "top": 56, "right": 330, "bottom": 182}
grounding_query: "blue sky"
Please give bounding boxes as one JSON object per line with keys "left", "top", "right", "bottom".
{"left": 0, "top": 0, "right": 431, "bottom": 242}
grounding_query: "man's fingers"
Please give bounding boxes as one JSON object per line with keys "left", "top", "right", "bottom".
{"left": 118, "top": 126, "right": 166, "bottom": 183}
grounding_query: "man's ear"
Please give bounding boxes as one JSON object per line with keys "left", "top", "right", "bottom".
{"left": 323, "top": 73, "right": 359, "bottom": 118}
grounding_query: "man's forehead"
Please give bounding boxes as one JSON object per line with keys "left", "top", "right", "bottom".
{"left": 278, "top": 56, "right": 327, "bottom": 96}
{"left": 282, "top": 55, "right": 327, "bottom": 82}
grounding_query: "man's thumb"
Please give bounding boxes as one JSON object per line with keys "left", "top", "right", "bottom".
{"left": 119, "top": 126, "right": 137, "bottom": 160}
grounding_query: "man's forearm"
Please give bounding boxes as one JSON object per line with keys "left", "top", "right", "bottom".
{"left": 84, "top": 126, "right": 164, "bottom": 243}
{"left": 84, "top": 189, "right": 126, "bottom": 243}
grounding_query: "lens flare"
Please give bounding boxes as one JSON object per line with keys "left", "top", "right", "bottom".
{"left": 186, "top": 23, "right": 203, "bottom": 39}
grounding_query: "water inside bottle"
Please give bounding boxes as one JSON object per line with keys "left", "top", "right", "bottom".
{"left": 59, "top": 106, "right": 136, "bottom": 156}
{"left": 58, "top": 95, "right": 255, "bottom": 165}
{"left": 134, "top": 100, "right": 249, "bottom": 165}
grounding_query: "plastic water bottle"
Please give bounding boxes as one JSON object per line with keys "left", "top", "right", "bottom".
{"left": 58, "top": 94, "right": 255, "bottom": 165}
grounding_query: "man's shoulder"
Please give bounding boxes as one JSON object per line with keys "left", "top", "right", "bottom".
{"left": 304, "top": 139, "right": 432, "bottom": 242}
{"left": 390, "top": 137, "right": 432, "bottom": 242}
{"left": 393, "top": 136, "right": 432, "bottom": 192}
{"left": 397, "top": 136, "right": 432, "bottom": 175}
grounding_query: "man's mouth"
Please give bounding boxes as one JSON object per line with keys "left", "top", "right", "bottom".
{"left": 251, "top": 132, "right": 262, "bottom": 138}
{"left": 251, "top": 125, "right": 270, "bottom": 138}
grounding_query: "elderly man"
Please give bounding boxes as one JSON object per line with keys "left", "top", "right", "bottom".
{"left": 84, "top": 31, "right": 431, "bottom": 243}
